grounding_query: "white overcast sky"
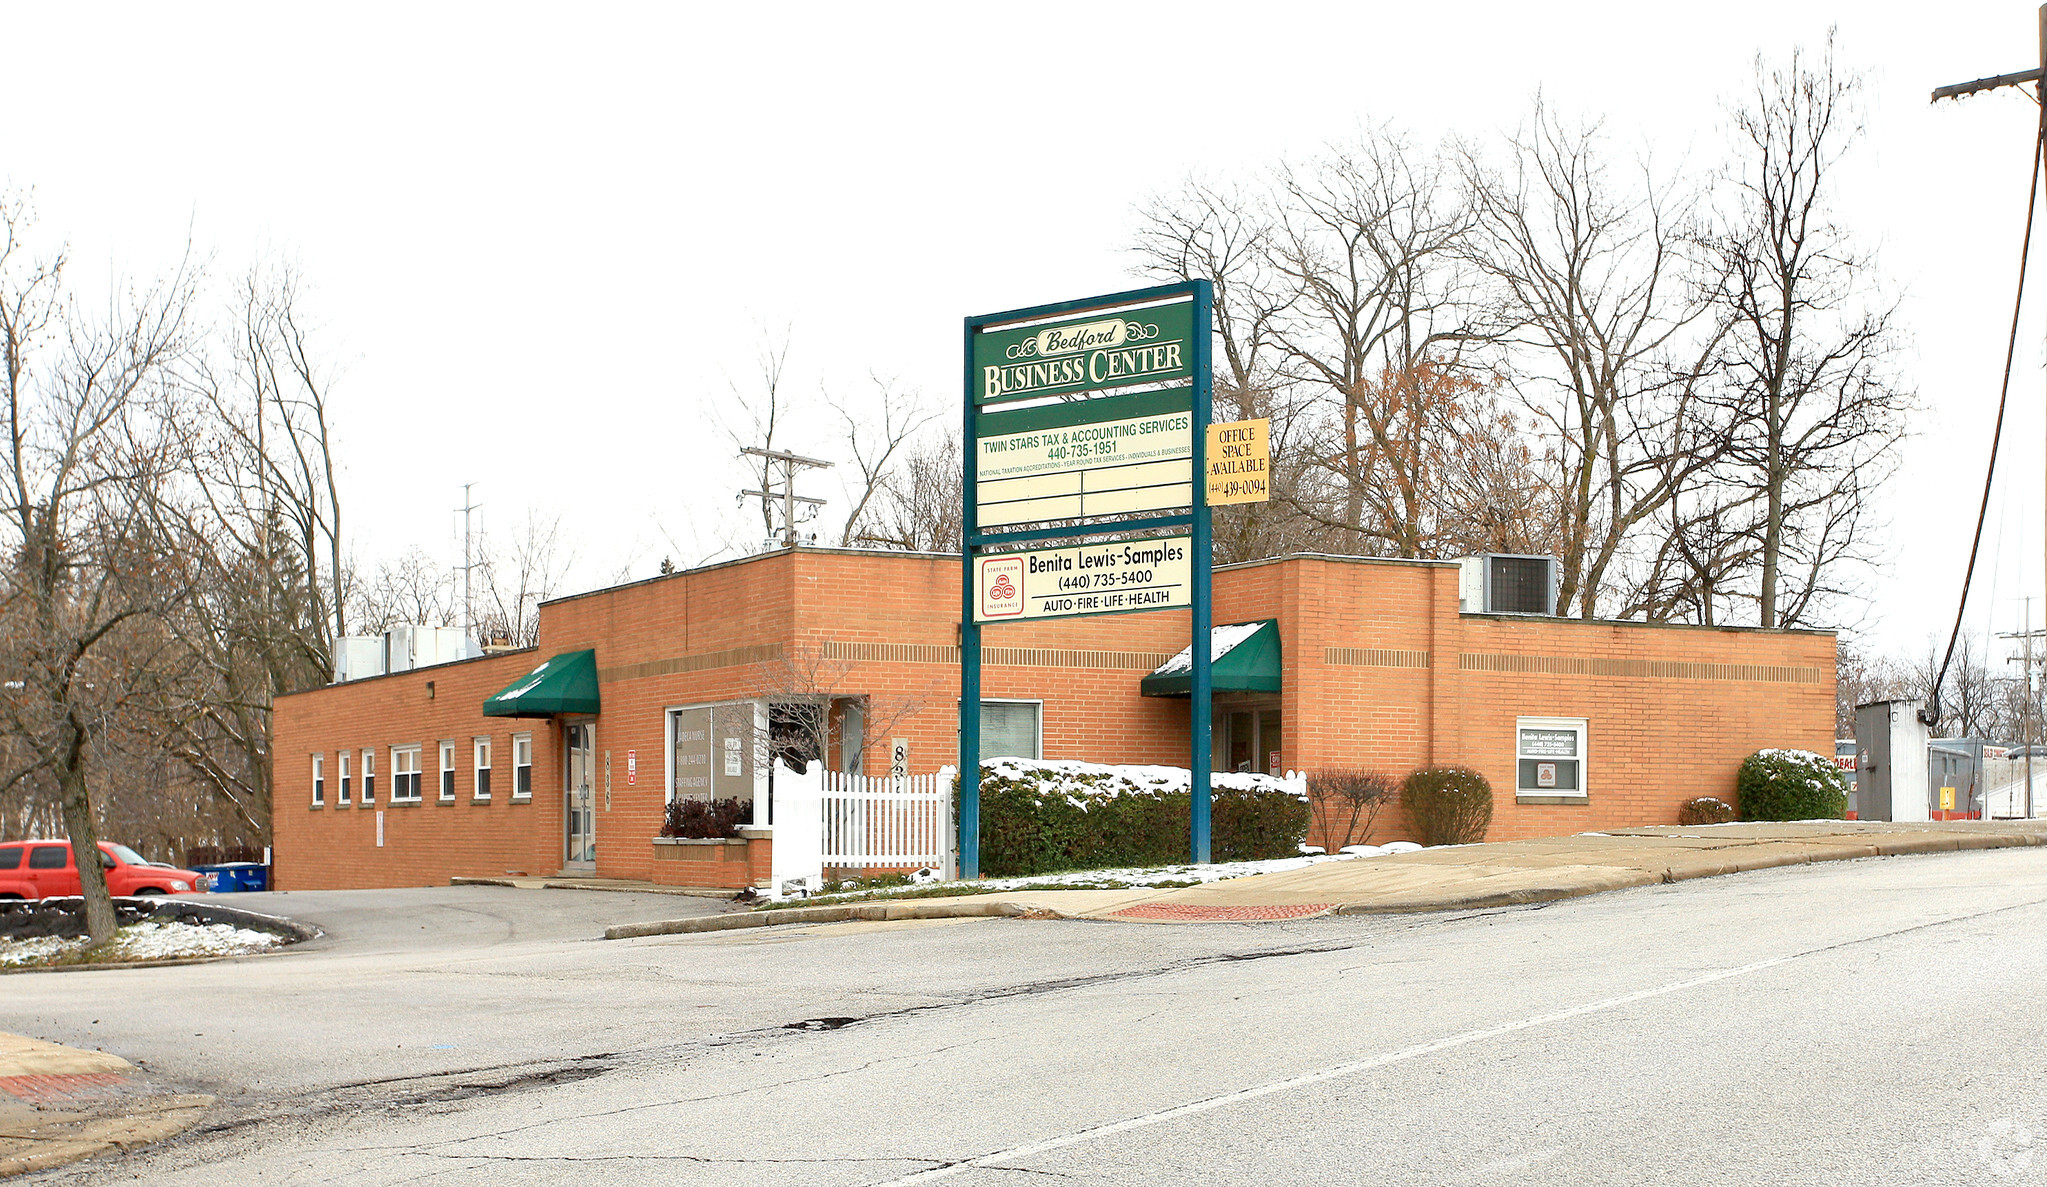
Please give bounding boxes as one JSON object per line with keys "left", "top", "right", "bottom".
{"left": 6, "top": 1, "right": 2045, "bottom": 660}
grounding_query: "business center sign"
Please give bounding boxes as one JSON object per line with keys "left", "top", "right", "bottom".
{"left": 972, "top": 302, "right": 1197, "bottom": 405}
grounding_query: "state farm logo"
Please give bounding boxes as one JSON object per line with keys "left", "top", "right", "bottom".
{"left": 979, "top": 558, "right": 1025, "bottom": 619}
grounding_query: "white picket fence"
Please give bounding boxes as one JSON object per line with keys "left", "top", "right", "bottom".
{"left": 821, "top": 768, "right": 953, "bottom": 870}
{"left": 769, "top": 761, "right": 954, "bottom": 899}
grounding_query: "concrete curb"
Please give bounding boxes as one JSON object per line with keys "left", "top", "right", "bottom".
{"left": 452, "top": 877, "right": 745, "bottom": 899}
{"left": 1332, "top": 828, "right": 2046, "bottom": 916}
{"left": 0, "top": 1035, "right": 213, "bottom": 1177}
{"left": 0, "top": 1094, "right": 214, "bottom": 1178}
{"left": 605, "top": 898, "right": 1027, "bottom": 939}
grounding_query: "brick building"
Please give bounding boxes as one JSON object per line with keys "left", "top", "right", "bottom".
{"left": 271, "top": 547, "right": 1836, "bottom": 890}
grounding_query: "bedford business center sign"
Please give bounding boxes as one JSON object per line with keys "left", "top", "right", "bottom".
{"left": 972, "top": 302, "right": 1197, "bottom": 405}
{"left": 961, "top": 281, "right": 1219, "bottom": 877}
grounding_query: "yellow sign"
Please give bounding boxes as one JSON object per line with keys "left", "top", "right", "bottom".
{"left": 1205, "top": 418, "right": 1270, "bottom": 505}
{"left": 1939, "top": 786, "right": 1956, "bottom": 811}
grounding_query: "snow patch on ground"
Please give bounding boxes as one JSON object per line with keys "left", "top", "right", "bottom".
{"left": 0, "top": 920, "right": 283, "bottom": 968}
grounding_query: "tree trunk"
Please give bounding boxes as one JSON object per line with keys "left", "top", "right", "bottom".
{"left": 56, "top": 723, "right": 117, "bottom": 945}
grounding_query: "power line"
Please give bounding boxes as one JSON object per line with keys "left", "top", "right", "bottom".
{"left": 1927, "top": 16, "right": 2047, "bottom": 729}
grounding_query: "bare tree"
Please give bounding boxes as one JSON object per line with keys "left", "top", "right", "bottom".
{"left": 1268, "top": 131, "right": 1482, "bottom": 559}
{"left": 834, "top": 375, "right": 933, "bottom": 548}
{"left": 860, "top": 430, "right": 963, "bottom": 553}
{"left": 748, "top": 640, "right": 924, "bottom": 776}
{"left": 1464, "top": 102, "right": 1731, "bottom": 617}
{"left": 474, "top": 512, "right": 575, "bottom": 648}
{"left": 1713, "top": 43, "right": 1908, "bottom": 628}
{"left": 353, "top": 547, "right": 458, "bottom": 632}
{"left": 0, "top": 190, "right": 198, "bottom": 943}
{"left": 1132, "top": 175, "right": 1313, "bottom": 564}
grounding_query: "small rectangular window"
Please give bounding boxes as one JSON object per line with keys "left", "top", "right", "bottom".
{"left": 312, "top": 753, "right": 325, "bottom": 807}
{"left": 28, "top": 845, "right": 67, "bottom": 870}
{"left": 474, "top": 737, "right": 493, "bottom": 800}
{"left": 439, "top": 741, "right": 457, "bottom": 801}
{"left": 513, "top": 733, "right": 533, "bottom": 799}
{"left": 0, "top": 846, "right": 21, "bottom": 870}
{"left": 1516, "top": 717, "right": 1589, "bottom": 799}
{"left": 338, "top": 750, "right": 352, "bottom": 805}
{"left": 391, "top": 745, "right": 422, "bottom": 802}
{"left": 361, "top": 748, "right": 376, "bottom": 804}
{"left": 979, "top": 700, "right": 1042, "bottom": 762}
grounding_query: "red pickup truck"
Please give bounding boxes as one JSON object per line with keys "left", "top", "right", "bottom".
{"left": 0, "top": 841, "right": 210, "bottom": 899}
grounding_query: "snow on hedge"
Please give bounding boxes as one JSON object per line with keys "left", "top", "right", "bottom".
{"left": 1752, "top": 748, "right": 1842, "bottom": 775}
{"left": 979, "top": 757, "right": 1302, "bottom": 812}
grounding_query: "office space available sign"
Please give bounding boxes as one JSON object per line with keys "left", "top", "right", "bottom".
{"left": 1204, "top": 418, "right": 1270, "bottom": 505}
{"left": 973, "top": 302, "right": 1197, "bottom": 405}
{"left": 974, "top": 536, "right": 1192, "bottom": 622}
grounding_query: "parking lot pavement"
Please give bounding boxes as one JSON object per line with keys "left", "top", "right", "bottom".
{"left": 210, "top": 883, "right": 735, "bottom": 955}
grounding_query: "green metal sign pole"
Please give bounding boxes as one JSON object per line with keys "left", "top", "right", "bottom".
{"left": 1188, "top": 280, "right": 1213, "bottom": 864}
{"left": 960, "top": 316, "right": 982, "bottom": 880}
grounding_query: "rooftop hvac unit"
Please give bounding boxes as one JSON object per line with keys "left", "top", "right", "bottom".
{"left": 1457, "top": 554, "right": 1560, "bottom": 616}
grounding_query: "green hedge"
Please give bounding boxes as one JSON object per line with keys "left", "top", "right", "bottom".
{"left": 957, "top": 760, "right": 1311, "bottom": 877}
{"left": 1736, "top": 749, "right": 1848, "bottom": 821}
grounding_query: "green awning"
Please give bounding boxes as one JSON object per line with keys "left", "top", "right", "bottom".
{"left": 483, "top": 649, "right": 600, "bottom": 718}
{"left": 1140, "top": 620, "right": 1281, "bottom": 697}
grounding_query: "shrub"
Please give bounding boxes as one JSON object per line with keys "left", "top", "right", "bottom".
{"left": 1401, "top": 767, "right": 1493, "bottom": 846}
{"left": 1306, "top": 770, "right": 1398, "bottom": 850}
{"left": 1736, "top": 749, "right": 1848, "bottom": 821}
{"left": 1678, "top": 796, "right": 1737, "bottom": 825}
{"left": 958, "top": 759, "right": 1310, "bottom": 877}
{"left": 661, "top": 797, "right": 746, "bottom": 839}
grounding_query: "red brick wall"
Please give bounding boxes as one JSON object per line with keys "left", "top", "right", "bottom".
{"left": 272, "top": 548, "right": 1836, "bottom": 888}
{"left": 271, "top": 649, "right": 567, "bottom": 890}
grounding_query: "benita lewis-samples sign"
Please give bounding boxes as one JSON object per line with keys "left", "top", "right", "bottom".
{"left": 974, "top": 536, "right": 1192, "bottom": 622}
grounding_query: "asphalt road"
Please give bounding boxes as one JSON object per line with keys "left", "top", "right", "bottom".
{"left": 14, "top": 851, "right": 2047, "bottom": 1186}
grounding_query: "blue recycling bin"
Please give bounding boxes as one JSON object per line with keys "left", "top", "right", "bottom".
{"left": 195, "top": 862, "right": 269, "bottom": 893}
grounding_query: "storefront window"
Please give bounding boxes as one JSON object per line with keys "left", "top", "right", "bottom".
{"left": 980, "top": 701, "right": 1041, "bottom": 762}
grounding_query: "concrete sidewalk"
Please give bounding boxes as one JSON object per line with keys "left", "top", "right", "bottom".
{"left": 0, "top": 1033, "right": 212, "bottom": 1178}
{"left": 607, "top": 820, "right": 2047, "bottom": 937}
{"left": 1089, "top": 820, "right": 2047, "bottom": 921}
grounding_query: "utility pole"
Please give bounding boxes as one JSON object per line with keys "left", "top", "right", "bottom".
{"left": 2002, "top": 596, "right": 2043, "bottom": 818}
{"left": 739, "top": 447, "right": 832, "bottom": 548}
{"left": 455, "top": 483, "right": 481, "bottom": 637}
{"left": 1934, "top": 7, "right": 2047, "bottom": 769}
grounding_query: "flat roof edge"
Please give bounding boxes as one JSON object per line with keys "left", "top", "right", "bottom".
{"left": 276, "top": 645, "right": 539, "bottom": 700}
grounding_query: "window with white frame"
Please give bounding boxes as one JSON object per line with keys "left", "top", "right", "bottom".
{"left": 312, "top": 753, "right": 325, "bottom": 807}
{"left": 338, "top": 750, "right": 351, "bottom": 805}
{"left": 439, "top": 741, "right": 457, "bottom": 801}
{"left": 474, "top": 737, "right": 493, "bottom": 800}
{"left": 1516, "top": 717, "right": 1588, "bottom": 798}
{"left": 979, "top": 700, "right": 1042, "bottom": 762}
{"left": 391, "top": 745, "right": 422, "bottom": 802}
{"left": 361, "top": 748, "right": 376, "bottom": 803}
{"left": 513, "top": 733, "right": 533, "bottom": 799}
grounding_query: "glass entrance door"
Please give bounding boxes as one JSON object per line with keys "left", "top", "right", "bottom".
{"left": 564, "top": 721, "right": 596, "bottom": 871}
